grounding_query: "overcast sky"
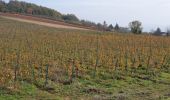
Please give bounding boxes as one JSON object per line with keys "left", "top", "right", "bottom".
{"left": 4, "top": 0, "right": 170, "bottom": 31}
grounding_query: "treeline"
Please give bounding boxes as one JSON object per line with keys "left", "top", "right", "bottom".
{"left": 0, "top": 0, "right": 128, "bottom": 31}
{"left": 0, "top": 0, "right": 62, "bottom": 19}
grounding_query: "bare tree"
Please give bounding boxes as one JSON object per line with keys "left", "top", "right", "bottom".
{"left": 167, "top": 28, "right": 170, "bottom": 36}
{"left": 114, "top": 23, "right": 120, "bottom": 31}
{"left": 103, "top": 21, "right": 107, "bottom": 31}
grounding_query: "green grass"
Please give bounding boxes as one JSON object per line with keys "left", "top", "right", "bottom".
{"left": 0, "top": 71, "right": 169, "bottom": 100}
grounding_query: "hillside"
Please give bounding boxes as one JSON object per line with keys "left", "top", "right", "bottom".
{"left": 0, "top": 0, "right": 102, "bottom": 30}
{"left": 0, "top": 13, "right": 92, "bottom": 30}
{"left": 0, "top": 16, "right": 170, "bottom": 100}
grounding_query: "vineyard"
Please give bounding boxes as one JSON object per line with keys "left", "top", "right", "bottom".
{"left": 0, "top": 17, "right": 170, "bottom": 100}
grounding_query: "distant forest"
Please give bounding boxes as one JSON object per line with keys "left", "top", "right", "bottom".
{"left": 0, "top": 0, "right": 117, "bottom": 31}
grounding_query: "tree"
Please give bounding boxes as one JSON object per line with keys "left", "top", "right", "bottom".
{"left": 7, "top": 0, "right": 23, "bottom": 13}
{"left": 27, "top": 8, "right": 33, "bottom": 14}
{"left": 97, "top": 23, "right": 103, "bottom": 30}
{"left": 167, "top": 28, "right": 170, "bottom": 36}
{"left": 107, "top": 24, "right": 114, "bottom": 31}
{"left": 0, "top": 0, "right": 7, "bottom": 12}
{"left": 154, "top": 27, "right": 162, "bottom": 36}
{"left": 129, "top": 20, "right": 142, "bottom": 34}
{"left": 62, "top": 14, "right": 79, "bottom": 22}
{"left": 114, "top": 23, "right": 120, "bottom": 31}
{"left": 81, "top": 20, "right": 96, "bottom": 27}
{"left": 103, "top": 21, "right": 107, "bottom": 31}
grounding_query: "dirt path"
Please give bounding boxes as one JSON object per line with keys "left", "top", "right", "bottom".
{"left": 0, "top": 16, "right": 89, "bottom": 31}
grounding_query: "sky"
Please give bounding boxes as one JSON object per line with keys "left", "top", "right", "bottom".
{"left": 4, "top": 0, "right": 170, "bottom": 32}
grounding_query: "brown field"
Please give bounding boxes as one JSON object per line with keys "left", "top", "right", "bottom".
{"left": 0, "top": 16, "right": 169, "bottom": 100}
